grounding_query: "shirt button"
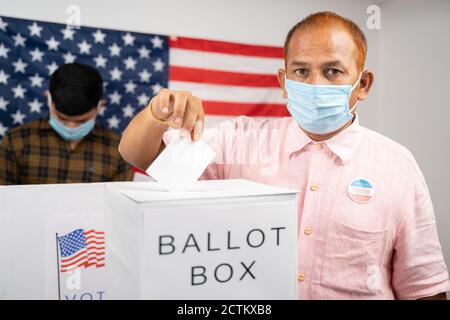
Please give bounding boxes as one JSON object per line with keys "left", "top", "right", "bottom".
{"left": 304, "top": 227, "right": 312, "bottom": 236}
{"left": 298, "top": 274, "right": 305, "bottom": 281}
{"left": 314, "top": 143, "right": 323, "bottom": 150}
{"left": 309, "top": 184, "right": 319, "bottom": 192}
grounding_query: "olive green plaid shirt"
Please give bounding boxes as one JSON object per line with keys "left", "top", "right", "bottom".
{"left": 0, "top": 118, "right": 134, "bottom": 185}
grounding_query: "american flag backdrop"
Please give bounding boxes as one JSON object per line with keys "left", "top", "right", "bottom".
{"left": 57, "top": 229, "right": 105, "bottom": 272}
{"left": 0, "top": 15, "right": 288, "bottom": 138}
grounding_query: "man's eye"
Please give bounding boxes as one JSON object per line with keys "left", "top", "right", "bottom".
{"left": 294, "top": 68, "right": 308, "bottom": 76}
{"left": 326, "top": 68, "right": 342, "bottom": 76}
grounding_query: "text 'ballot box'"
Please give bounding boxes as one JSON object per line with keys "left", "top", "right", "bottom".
{"left": 105, "top": 179, "right": 298, "bottom": 299}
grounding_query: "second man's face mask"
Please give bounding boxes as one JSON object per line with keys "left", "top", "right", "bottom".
{"left": 47, "top": 93, "right": 97, "bottom": 141}
{"left": 48, "top": 115, "right": 96, "bottom": 141}
{"left": 284, "top": 73, "right": 362, "bottom": 135}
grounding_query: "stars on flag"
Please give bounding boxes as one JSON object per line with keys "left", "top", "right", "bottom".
{"left": 77, "top": 40, "right": 92, "bottom": 54}
{"left": 94, "top": 54, "right": 108, "bottom": 68}
{"left": 153, "top": 58, "right": 165, "bottom": 72}
{"left": 28, "top": 22, "right": 43, "bottom": 37}
{"left": 13, "top": 58, "right": 27, "bottom": 73}
{"left": 12, "top": 84, "right": 27, "bottom": 98}
{"left": 122, "top": 33, "right": 135, "bottom": 46}
{"left": 122, "top": 104, "right": 135, "bottom": 118}
{"left": 0, "top": 97, "right": 9, "bottom": 111}
{"left": 109, "top": 67, "right": 123, "bottom": 81}
{"left": 29, "top": 73, "right": 44, "bottom": 87}
{"left": 138, "top": 69, "right": 152, "bottom": 83}
{"left": 12, "top": 33, "right": 26, "bottom": 47}
{"left": 151, "top": 36, "right": 163, "bottom": 49}
{"left": 11, "top": 109, "right": 26, "bottom": 124}
{"left": 107, "top": 115, "right": 120, "bottom": 129}
{"left": 0, "top": 43, "right": 10, "bottom": 58}
{"left": 137, "top": 45, "right": 151, "bottom": 59}
{"left": 0, "top": 69, "right": 9, "bottom": 85}
{"left": 137, "top": 92, "right": 150, "bottom": 106}
{"left": 123, "top": 56, "right": 137, "bottom": 70}
{"left": 92, "top": 29, "right": 106, "bottom": 44}
{"left": 0, "top": 122, "right": 7, "bottom": 136}
{"left": 29, "top": 47, "right": 45, "bottom": 62}
{"left": 0, "top": 15, "right": 168, "bottom": 135}
{"left": 0, "top": 17, "right": 8, "bottom": 32}
{"left": 108, "top": 90, "right": 122, "bottom": 105}
{"left": 61, "top": 27, "right": 75, "bottom": 40}
{"left": 151, "top": 82, "right": 163, "bottom": 95}
{"left": 62, "top": 52, "right": 77, "bottom": 64}
{"left": 45, "top": 36, "right": 60, "bottom": 51}
{"left": 108, "top": 42, "right": 121, "bottom": 57}
{"left": 28, "top": 98, "right": 43, "bottom": 113}
{"left": 46, "top": 62, "right": 59, "bottom": 75}
{"left": 124, "top": 80, "right": 137, "bottom": 94}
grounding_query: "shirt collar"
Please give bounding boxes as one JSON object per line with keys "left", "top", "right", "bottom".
{"left": 286, "top": 118, "right": 312, "bottom": 155}
{"left": 286, "top": 114, "right": 363, "bottom": 165}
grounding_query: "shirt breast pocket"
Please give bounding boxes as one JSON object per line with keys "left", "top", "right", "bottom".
{"left": 320, "top": 218, "right": 388, "bottom": 296}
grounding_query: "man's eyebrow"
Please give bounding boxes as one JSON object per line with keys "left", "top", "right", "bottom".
{"left": 290, "top": 60, "right": 311, "bottom": 67}
{"left": 289, "top": 60, "right": 348, "bottom": 71}
{"left": 322, "top": 60, "right": 347, "bottom": 69}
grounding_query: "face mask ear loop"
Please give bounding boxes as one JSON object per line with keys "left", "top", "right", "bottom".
{"left": 349, "top": 101, "right": 359, "bottom": 113}
{"left": 348, "top": 72, "right": 363, "bottom": 113}
{"left": 351, "top": 72, "right": 363, "bottom": 92}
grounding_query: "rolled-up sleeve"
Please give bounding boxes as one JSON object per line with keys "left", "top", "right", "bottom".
{"left": 392, "top": 166, "right": 449, "bottom": 299}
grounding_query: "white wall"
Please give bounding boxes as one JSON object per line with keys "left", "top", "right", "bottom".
{"left": 378, "top": 0, "right": 450, "bottom": 269}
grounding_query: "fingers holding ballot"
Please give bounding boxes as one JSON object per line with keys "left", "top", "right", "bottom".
{"left": 149, "top": 89, "right": 205, "bottom": 141}
{"left": 119, "top": 89, "right": 207, "bottom": 171}
{"left": 143, "top": 89, "right": 215, "bottom": 191}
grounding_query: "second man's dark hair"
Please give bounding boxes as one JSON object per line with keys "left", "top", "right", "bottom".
{"left": 49, "top": 63, "right": 103, "bottom": 116}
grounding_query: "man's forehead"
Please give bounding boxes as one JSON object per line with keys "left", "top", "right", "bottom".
{"left": 286, "top": 24, "right": 360, "bottom": 66}
{"left": 55, "top": 108, "right": 95, "bottom": 121}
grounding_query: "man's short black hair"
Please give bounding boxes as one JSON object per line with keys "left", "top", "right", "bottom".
{"left": 49, "top": 63, "right": 103, "bottom": 116}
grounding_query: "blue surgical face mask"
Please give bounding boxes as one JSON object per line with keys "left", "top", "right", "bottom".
{"left": 284, "top": 73, "right": 362, "bottom": 134}
{"left": 49, "top": 115, "right": 95, "bottom": 141}
{"left": 47, "top": 93, "right": 96, "bottom": 141}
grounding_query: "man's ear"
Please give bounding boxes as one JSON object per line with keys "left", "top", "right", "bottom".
{"left": 44, "top": 90, "right": 56, "bottom": 114}
{"left": 357, "top": 69, "right": 375, "bottom": 101}
{"left": 277, "top": 68, "right": 287, "bottom": 99}
{"left": 96, "top": 99, "right": 106, "bottom": 115}
{"left": 97, "top": 99, "right": 106, "bottom": 110}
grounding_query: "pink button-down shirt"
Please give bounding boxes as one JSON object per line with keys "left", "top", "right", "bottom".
{"left": 164, "top": 115, "right": 449, "bottom": 299}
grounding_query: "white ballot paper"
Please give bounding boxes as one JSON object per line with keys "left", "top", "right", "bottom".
{"left": 146, "top": 135, "right": 216, "bottom": 191}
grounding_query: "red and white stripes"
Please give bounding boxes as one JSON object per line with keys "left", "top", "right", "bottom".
{"left": 168, "top": 36, "right": 289, "bottom": 117}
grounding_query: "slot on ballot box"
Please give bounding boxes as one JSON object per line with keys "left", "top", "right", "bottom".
{"left": 105, "top": 179, "right": 298, "bottom": 299}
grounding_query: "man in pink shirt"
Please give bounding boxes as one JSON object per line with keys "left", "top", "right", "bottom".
{"left": 118, "top": 12, "right": 449, "bottom": 299}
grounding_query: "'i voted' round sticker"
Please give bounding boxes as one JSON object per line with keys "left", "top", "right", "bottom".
{"left": 348, "top": 179, "right": 375, "bottom": 204}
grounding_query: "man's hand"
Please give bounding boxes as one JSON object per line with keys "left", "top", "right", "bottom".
{"left": 118, "top": 89, "right": 205, "bottom": 170}
{"left": 149, "top": 89, "right": 205, "bottom": 141}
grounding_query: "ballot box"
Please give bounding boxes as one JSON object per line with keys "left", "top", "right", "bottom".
{"left": 0, "top": 179, "right": 297, "bottom": 300}
{"left": 105, "top": 179, "right": 298, "bottom": 299}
